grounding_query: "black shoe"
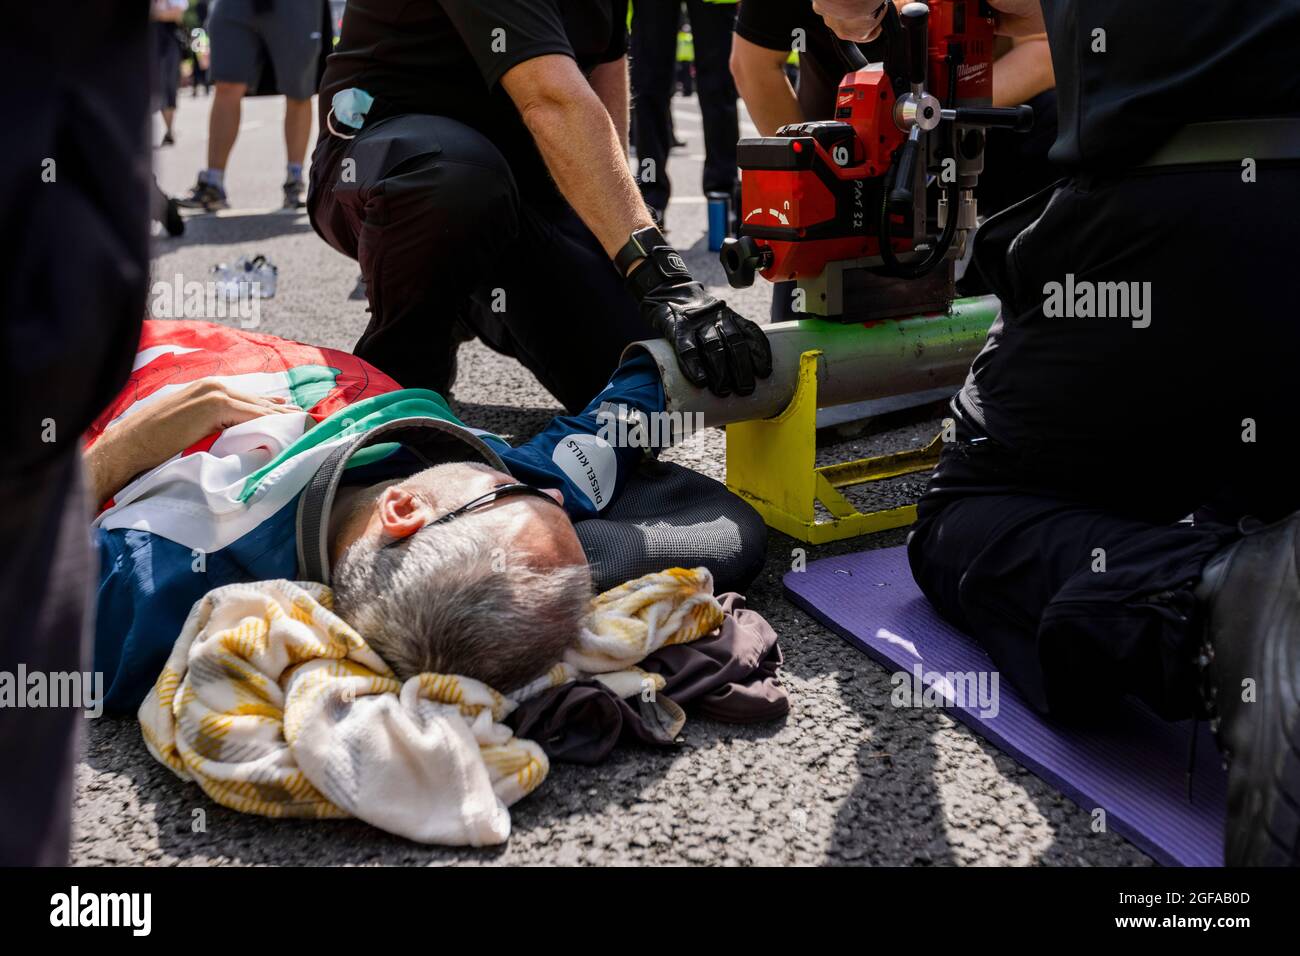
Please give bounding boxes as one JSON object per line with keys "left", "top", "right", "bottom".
{"left": 160, "top": 131, "right": 175, "bottom": 147}
{"left": 1195, "top": 510, "right": 1300, "bottom": 866}
{"left": 283, "top": 178, "right": 306, "bottom": 210}
{"left": 176, "top": 179, "right": 228, "bottom": 212}
{"left": 162, "top": 197, "right": 185, "bottom": 237}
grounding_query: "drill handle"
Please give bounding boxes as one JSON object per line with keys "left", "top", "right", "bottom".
{"left": 888, "top": 127, "right": 923, "bottom": 213}
{"left": 943, "top": 104, "right": 1036, "bottom": 133}
{"left": 834, "top": 37, "right": 869, "bottom": 73}
{"left": 899, "top": 2, "right": 931, "bottom": 91}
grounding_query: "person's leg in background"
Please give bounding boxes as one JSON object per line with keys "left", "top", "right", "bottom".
{"left": 203, "top": 80, "right": 246, "bottom": 184}
{"left": 155, "top": 21, "right": 182, "bottom": 146}
{"left": 675, "top": 17, "right": 695, "bottom": 97}
{"left": 685, "top": 0, "right": 739, "bottom": 199}
{"left": 1, "top": 4, "right": 149, "bottom": 864}
{"left": 631, "top": 0, "right": 682, "bottom": 226}
{"left": 308, "top": 115, "right": 524, "bottom": 395}
{"left": 180, "top": 0, "right": 260, "bottom": 209}
{"left": 282, "top": 98, "right": 313, "bottom": 201}
{"left": 768, "top": 279, "right": 798, "bottom": 322}
{"left": 263, "top": 0, "right": 322, "bottom": 209}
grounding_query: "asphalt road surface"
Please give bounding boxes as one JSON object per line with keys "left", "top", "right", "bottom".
{"left": 69, "top": 91, "right": 1150, "bottom": 867}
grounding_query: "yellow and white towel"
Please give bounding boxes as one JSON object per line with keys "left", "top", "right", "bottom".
{"left": 139, "top": 567, "right": 724, "bottom": 846}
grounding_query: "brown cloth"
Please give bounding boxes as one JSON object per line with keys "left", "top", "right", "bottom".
{"left": 507, "top": 593, "right": 787, "bottom": 764}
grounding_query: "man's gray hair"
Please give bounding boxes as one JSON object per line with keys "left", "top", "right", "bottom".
{"left": 332, "top": 513, "right": 592, "bottom": 692}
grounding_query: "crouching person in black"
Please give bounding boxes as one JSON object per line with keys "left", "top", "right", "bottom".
{"left": 308, "top": 0, "right": 771, "bottom": 413}
{"left": 820, "top": 0, "right": 1300, "bottom": 864}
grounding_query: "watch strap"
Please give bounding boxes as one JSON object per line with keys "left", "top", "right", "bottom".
{"left": 626, "top": 245, "right": 694, "bottom": 300}
{"left": 614, "top": 225, "right": 668, "bottom": 278}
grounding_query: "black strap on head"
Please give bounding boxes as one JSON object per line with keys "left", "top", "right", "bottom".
{"left": 295, "top": 416, "right": 506, "bottom": 585}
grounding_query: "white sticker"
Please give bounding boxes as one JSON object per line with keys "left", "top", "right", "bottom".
{"left": 551, "top": 434, "right": 616, "bottom": 510}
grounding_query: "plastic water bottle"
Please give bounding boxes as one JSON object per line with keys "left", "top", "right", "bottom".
{"left": 212, "top": 254, "right": 277, "bottom": 300}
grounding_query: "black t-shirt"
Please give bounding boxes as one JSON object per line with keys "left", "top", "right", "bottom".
{"left": 1041, "top": 0, "right": 1300, "bottom": 170}
{"left": 320, "top": 0, "right": 628, "bottom": 197}
{"left": 735, "top": 0, "right": 884, "bottom": 123}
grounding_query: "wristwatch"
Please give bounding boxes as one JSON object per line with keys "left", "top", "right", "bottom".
{"left": 615, "top": 225, "right": 694, "bottom": 298}
{"left": 614, "top": 225, "right": 668, "bottom": 278}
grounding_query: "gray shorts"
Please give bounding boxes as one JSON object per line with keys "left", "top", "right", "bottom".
{"left": 208, "top": 0, "right": 322, "bottom": 100}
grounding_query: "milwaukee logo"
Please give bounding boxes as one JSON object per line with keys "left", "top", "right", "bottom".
{"left": 956, "top": 62, "right": 989, "bottom": 83}
{"left": 837, "top": 91, "right": 855, "bottom": 107}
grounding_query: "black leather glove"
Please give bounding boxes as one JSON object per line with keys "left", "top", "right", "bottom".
{"left": 626, "top": 244, "right": 773, "bottom": 397}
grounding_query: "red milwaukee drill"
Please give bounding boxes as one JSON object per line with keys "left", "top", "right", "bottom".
{"left": 720, "top": 1, "right": 1033, "bottom": 320}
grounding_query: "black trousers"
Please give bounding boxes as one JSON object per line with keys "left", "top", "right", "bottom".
{"left": 631, "top": 0, "right": 739, "bottom": 211}
{"left": 0, "top": 459, "right": 95, "bottom": 865}
{"left": 907, "top": 163, "right": 1300, "bottom": 722}
{"left": 308, "top": 115, "right": 652, "bottom": 414}
{"left": 2, "top": 5, "right": 149, "bottom": 864}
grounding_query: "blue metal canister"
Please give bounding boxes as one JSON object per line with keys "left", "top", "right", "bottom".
{"left": 706, "top": 191, "right": 730, "bottom": 252}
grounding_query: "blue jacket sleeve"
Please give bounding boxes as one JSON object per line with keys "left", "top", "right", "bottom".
{"left": 495, "top": 353, "right": 670, "bottom": 520}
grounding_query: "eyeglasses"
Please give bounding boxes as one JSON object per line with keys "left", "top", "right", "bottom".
{"left": 428, "top": 481, "right": 561, "bottom": 527}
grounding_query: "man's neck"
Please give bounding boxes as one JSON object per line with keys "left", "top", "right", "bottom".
{"left": 327, "top": 484, "right": 370, "bottom": 566}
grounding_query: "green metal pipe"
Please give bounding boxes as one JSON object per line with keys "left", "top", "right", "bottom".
{"left": 623, "top": 295, "right": 1000, "bottom": 428}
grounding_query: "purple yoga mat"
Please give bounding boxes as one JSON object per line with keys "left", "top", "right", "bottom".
{"left": 784, "top": 545, "right": 1227, "bottom": 867}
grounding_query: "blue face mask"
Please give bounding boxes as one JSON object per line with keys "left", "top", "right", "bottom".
{"left": 330, "top": 87, "right": 374, "bottom": 131}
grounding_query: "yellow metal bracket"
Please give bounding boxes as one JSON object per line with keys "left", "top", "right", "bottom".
{"left": 725, "top": 350, "right": 944, "bottom": 544}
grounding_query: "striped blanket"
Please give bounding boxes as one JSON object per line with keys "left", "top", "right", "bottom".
{"left": 139, "top": 567, "right": 725, "bottom": 846}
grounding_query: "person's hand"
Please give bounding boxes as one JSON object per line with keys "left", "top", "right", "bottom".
{"left": 640, "top": 277, "right": 773, "bottom": 397}
{"left": 813, "top": 0, "right": 892, "bottom": 42}
{"left": 85, "top": 379, "right": 301, "bottom": 506}
{"left": 121, "top": 378, "right": 299, "bottom": 453}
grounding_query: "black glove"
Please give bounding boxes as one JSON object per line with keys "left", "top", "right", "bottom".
{"left": 626, "top": 244, "right": 773, "bottom": 397}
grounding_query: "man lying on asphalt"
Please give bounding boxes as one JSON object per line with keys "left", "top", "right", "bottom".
{"left": 816, "top": 0, "right": 1300, "bottom": 865}
{"left": 308, "top": 0, "right": 771, "bottom": 413}
{"left": 85, "top": 322, "right": 689, "bottom": 714}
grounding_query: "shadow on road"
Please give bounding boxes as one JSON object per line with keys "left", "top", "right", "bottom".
{"left": 751, "top": 523, "right": 1149, "bottom": 865}
{"left": 155, "top": 209, "right": 318, "bottom": 251}
{"left": 446, "top": 400, "right": 557, "bottom": 447}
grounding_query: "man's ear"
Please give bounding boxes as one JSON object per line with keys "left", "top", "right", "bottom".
{"left": 376, "top": 485, "right": 433, "bottom": 540}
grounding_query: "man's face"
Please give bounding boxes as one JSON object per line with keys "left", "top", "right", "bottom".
{"left": 340, "top": 461, "right": 587, "bottom": 573}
